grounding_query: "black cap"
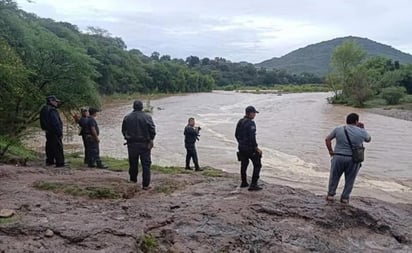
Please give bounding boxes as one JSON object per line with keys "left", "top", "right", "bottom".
{"left": 88, "top": 107, "right": 99, "bottom": 115}
{"left": 245, "top": 106, "right": 259, "bottom": 114}
{"left": 133, "top": 100, "right": 143, "bottom": 111}
{"left": 80, "top": 107, "right": 88, "bottom": 113}
{"left": 46, "top": 95, "right": 60, "bottom": 102}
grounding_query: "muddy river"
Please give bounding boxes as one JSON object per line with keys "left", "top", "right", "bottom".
{"left": 29, "top": 91, "right": 412, "bottom": 203}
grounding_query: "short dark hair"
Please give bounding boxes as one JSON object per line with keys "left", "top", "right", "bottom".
{"left": 188, "top": 117, "right": 195, "bottom": 123}
{"left": 89, "top": 107, "right": 99, "bottom": 116}
{"left": 346, "top": 113, "right": 359, "bottom": 124}
{"left": 133, "top": 100, "right": 143, "bottom": 111}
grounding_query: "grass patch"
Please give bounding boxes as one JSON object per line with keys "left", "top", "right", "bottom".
{"left": 34, "top": 181, "right": 120, "bottom": 199}
{"left": 0, "top": 135, "right": 38, "bottom": 163}
{"left": 154, "top": 179, "right": 183, "bottom": 195}
{"left": 201, "top": 167, "right": 226, "bottom": 177}
{"left": 0, "top": 216, "right": 19, "bottom": 225}
{"left": 138, "top": 233, "right": 159, "bottom": 253}
{"left": 152, "top": 165, "right": 192, "bottom": 174}
{"left": 66, "top": 154, "right": 129, "bottom": 171}
{"left": 364, "top": 98, "right": 387, "bottom": 108}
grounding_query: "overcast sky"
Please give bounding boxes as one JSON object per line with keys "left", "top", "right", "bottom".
{"left": 15, "top": 0, "right": 412, "bottom": 63}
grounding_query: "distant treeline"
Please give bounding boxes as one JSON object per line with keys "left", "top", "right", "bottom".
{"left": 0, "top": 0, "right": 322, "bottom": 139}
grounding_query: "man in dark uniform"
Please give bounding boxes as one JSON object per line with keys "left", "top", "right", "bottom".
{"left": 86, "top": 108, "right": 108, "bottom": 169}
{"left": 122, "top": 100, "right": 156, "bottom": 190}
{"left": 74, "top": 108, "right": 89, "bottom": 164}
{"left": 235, "top": 106, "right": 263, "bottom": 191}
{"left": 39, "top": 95, "right": 65, "bottom": 167}
{"left": 184, "top": 117, "right": 203, "bottom": 171}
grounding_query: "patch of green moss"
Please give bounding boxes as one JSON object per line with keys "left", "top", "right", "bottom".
{"left": 33, "top": 181, "right": 120, "bottom": 199}
{"left": 138, "top": 233, "right": 159, "bottom": 253}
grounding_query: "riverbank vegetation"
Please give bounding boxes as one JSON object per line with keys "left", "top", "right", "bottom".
{"left": 327, "top": 40, "right": 412, "bottom": 107}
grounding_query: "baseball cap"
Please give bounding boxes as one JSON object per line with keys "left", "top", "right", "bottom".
{"left": 245, "top": 106, "right": 259, "bottom": 114}
{"left": 46, "top": 95, "right": 60, "bottom": 102}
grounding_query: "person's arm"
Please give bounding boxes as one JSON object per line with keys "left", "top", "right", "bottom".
{"left": 357, "top": 122, "right": 372, "bottom": 143}
{"left": 49, "top": 110, "right": 63, "bottom": 137}
{"left": 90, "top": 120, "right": 99, "bottom": 142}
{"left": 147, "top": 116, "right": 156, "bottom": 140}
{"left": 325, "top": 136, "right": 334, "bottom": 156}
{"left": 325, "top": 128, "right": 337, "bottom": 156}
{"left": 121, "top": 116, "right": 127, "bottom": 139}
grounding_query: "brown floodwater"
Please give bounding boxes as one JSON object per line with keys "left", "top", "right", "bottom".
{"left": 27, "top": 92, "right": 412, "bottom": 203}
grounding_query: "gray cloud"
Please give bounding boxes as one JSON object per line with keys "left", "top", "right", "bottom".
{"left": 16, "top": 0, "right": 412, "bottom": 63}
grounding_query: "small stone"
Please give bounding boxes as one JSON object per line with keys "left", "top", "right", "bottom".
{"left": 0, "top": 209, "right": 15, "bottom": 218}
{"left": 45, "top": 229, "right": 54, "bottom": 237}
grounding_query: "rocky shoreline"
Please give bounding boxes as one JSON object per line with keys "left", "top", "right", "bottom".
{"left": 368, "top": 107, "right": 412, "bottom": 121}
{"left": 0, "top": 164, "right": 411, "bottom": 252}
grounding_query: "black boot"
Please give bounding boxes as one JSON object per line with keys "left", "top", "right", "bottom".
{"left": 96, "top": 160, "right": 108, "bottom": 169}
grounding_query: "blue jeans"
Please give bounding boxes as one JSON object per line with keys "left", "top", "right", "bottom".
{"left": 328, "top": 155, "right": 361, "bottom": 200}
{"left": 127, "top": 142, "right": 151, "bottom": 187}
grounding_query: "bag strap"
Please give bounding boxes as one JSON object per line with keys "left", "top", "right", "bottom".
{"left": 343, "top": 126, "right": 353, "bottom": 149}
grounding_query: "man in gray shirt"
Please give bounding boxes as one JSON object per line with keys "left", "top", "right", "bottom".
{"left": 325, "top": 113, "right": 371, "bottom": 204}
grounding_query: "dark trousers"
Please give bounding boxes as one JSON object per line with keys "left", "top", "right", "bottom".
{"left": 81, "top": 134, "right": 90, "bottom": 164}
{"left": 185, "top": 147, "right": 200, "bottom": 169}
{"left": 127, "top": 142, "right": 151, "bottom": 187}
{"left": 45, "top": 132, "right": 64, "bottom": 166}
{"left": 86, "top": 137, "right": 102, "bottom": 167}
{"left": 328, "top": 155, "right": 361, "bottom": 200}
{"left": 239, "top": 149, "right": 262, "bottom": 185}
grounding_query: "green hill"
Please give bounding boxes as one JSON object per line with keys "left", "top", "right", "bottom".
{"left": 256, "top": 36, "right": 412, "bottom": 76}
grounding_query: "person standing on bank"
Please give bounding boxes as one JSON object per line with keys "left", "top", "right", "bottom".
{"left": 184, "top": 117, "right": 203, "bottom": 171}
{"left": 122, "top": 100, "right": 156, "bottom": 190}
{"left": 235, "top": 106, "right": 263, "bottom": 191}
{"left": 325, "top": 113, "right": 371, "bottom": 204}
{"left": 86, "top": 108, "right": 108, "bottom": 169}
{"left": 39, "top": 95, "right": 65, "bottom": 167}
{"left": 73, "top": 108, "right": 90, "bottom": 164}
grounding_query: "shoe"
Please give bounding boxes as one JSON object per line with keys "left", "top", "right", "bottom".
{"left": 248, "top": 185, "right": 263, "bottom": 191}
{"left": 185, "top": 167, "right": 192, "bottom": 170}
{"left": 340, "top": 198, "right": 349, "bottom": 205}
{"left": 142, "top": 186, "right": 152, "bottom": 190}
{"left": 194, "top": 167, "right": 203, "bottom": 171}
{"left": 326, "top": 195, "right": 334, "bottom": 202}
{"left": 46, "top": 162, "right": 54, "bottom": 166}
{"left": 240, "top": 182, "right": 249, "bottom": 188}
{"left": 130, "top": 180, "right": 137, "bottom": 184}
{"left": 88, "top": 164, "right": 96, "bottom": 168}
{"left": 96, "top": 164, "right": 108, "bottom": 169}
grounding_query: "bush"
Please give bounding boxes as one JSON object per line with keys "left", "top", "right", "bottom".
{"left": 381, "top": 86, "right": 406, "bottom": 105}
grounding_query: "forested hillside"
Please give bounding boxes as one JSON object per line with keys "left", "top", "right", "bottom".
{"left": 257, "top": 36, "right": 412, "bottom": 76}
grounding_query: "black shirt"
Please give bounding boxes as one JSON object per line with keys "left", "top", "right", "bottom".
{"left": 235, "top": 116, "right": 258, "bottom": 151}
{"left": 87, "top": 117, "right": 99, "bottom": 136}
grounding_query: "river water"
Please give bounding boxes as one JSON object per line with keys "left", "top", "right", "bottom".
{"left": 31, "top": 91, "right": 412, "bottom": 203}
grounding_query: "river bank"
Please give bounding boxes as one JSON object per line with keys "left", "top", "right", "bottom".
{"left": 0, "top": 162, "right": 411, "bottom": 252}
{"left": 368, "top": 105, "right": 412, "bottom": 122}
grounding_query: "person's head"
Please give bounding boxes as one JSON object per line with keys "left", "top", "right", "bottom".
{"left": 88, "top": 107, "right": 99, "bottom": 117}
{"left": 133, "top": 100, "right": 143, "bottom": 111}
{"left": 80, "top": 107, "right": 89, "bottom": 117}
{"left": 188, "top": 117, "right": 195, "bottom": 126}
{"left": 346, "top": 113, "right": 359, "bottom": 125}
{"left": 245, "top": 106, "right": 259, "bottom": 119}
{"left": 46, "top": 95, "right": 60, "bottom": 107}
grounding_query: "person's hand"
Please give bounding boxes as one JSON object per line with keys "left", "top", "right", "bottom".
{"left": 328, "top": 150, "right": 335, "bottom": 156}
{"left": 95, "top": 137, "right": 100, "bottom": 143}
{"left": 73, "top": 114, "right": 80, "bottom": 122}
{"left": 148, "top": 140, "right": 154, "bottom": 150}
{"left": 256, "top": 147, "right": 263, "bottom": 156}
{"left": 356, "top": 122, "right": 365, "bottom": 128}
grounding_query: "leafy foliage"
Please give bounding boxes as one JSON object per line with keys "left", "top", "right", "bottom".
{"left": 327, "top": 40, "right": 411, "bottom": 107}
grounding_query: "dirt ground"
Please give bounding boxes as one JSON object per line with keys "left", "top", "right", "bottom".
{"left": 0, "top": 164, "right": 411, "bottom": 253}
